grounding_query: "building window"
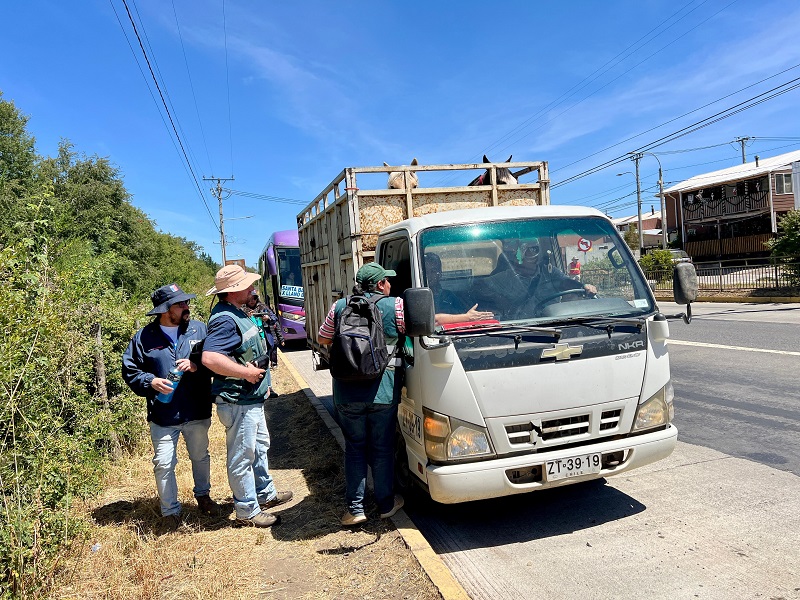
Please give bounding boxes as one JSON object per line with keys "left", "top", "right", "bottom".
{"left": 775, "top": 173, "right": 793, "bottom": 194}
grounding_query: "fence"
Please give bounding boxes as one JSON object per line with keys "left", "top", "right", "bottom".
{"left": 643, "top": 257, "right": 800, "bottom": 293}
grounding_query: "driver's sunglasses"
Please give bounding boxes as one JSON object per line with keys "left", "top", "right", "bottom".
{"left": 173, "top": 300, "right": 190, "bottom": 307}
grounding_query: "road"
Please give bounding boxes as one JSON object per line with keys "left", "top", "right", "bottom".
{"left": 282, "top": 302, "right": 800, "bottom": 600}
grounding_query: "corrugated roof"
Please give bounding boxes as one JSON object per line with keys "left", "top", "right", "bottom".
{"left": 663, "top": 149, "right": 800, "bottom": 194}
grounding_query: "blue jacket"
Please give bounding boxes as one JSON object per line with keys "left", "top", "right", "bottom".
{"left": 122, "top": 318, "right": 212, "bottom": 427}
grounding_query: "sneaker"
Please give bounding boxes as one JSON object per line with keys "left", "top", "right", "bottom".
{"left": 260, "top": 490, "right": 293, "bottom": 509}
{"left": 236, "top": 511, "right": 280, "bottom": 528}
{"left": 196, "top": 495, "right": 221, "bottom": 515}
{"left": 379, "top": 495, "right": 405, "bottom": 519}
{"left": 341, "top": 511, "right": 368, "bottom": 526}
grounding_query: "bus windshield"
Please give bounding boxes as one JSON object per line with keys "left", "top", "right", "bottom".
{"left": 277, "top": 247, "right": 303, "bottom": 305}
{"left": 419, "top": 216, "right": 655, "bottom": 327}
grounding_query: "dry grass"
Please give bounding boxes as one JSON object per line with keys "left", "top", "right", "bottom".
{"left": 51, "top": 364, "right": 441, "bottom": 600}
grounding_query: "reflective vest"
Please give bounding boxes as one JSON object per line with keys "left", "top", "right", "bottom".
{"left": 209, "top": 303, "right": 270, "bottom": 404}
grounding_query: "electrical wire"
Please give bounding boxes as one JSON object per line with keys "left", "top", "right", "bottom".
{"left": 223, "top": 188, "right": 307, "bottom": 205}
{"left": 172, "top": 0, "right": 214, "bottom": 173}
{"left": 552, "top": 74, "right": 800, "bottom": 189}
{"left": 117, "top": 0, "right": 218, "bottom": 231}
{"left": 222, "top": 0, "right": 234, "bottom": 176}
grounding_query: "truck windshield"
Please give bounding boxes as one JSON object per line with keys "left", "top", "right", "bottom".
{"left": 419, "top": 216, "right": 654, "bottom": 326}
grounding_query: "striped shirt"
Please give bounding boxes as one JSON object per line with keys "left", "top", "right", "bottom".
{"left": 318, "top": 295, "right": 405, "bottom": 340}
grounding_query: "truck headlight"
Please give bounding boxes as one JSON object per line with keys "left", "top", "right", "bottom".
{"left": 423, "top": 409, "right": 494, "bottom": 461}
{"left": 632, "top": 381, "right": 674, "bottom": 432}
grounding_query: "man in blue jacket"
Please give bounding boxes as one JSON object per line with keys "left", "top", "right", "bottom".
{"left": 122, "top": 284, "right": 219, "bottom": 526}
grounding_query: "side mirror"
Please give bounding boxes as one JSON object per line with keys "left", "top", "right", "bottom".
{"left": 403, "top": 287, "right": 435, "bottom": 337}
{"left": 673, "top": 262, "right": 698, "bottom": 305}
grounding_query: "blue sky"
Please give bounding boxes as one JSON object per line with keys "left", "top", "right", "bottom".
{"left": 2, "top": 0, "right": 800, "bottom": 266}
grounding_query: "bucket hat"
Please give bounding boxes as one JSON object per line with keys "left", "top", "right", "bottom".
{"left": 205, "top": 264, "right": 261, "bottom": 296}
{"left": 147, "top": 284, "right": 196, "bottom": 316}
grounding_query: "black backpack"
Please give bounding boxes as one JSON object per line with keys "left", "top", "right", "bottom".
{"left": 329, "top": 294, "right": 394, "bottom": 382}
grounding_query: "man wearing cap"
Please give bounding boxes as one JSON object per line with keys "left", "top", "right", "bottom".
{"left": 122, "top": 284, "right": 219, "bottom": 526}
{"left": 317, "top": 262, "right": 406, "bottom": 526}
{"left": 202, "top": 265, "right": 293, "bottom": 528}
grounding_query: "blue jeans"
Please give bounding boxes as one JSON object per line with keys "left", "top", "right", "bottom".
{"left": 335, "top": 402, "right": 398, "bottom": 516}
{"left": 148, "top": 418, "right": 212, "bottom": 517}
{"left": 215, "top": 401, "right": 277, "bottom": 519}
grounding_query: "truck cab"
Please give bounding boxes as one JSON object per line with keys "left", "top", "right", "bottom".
{"left": 378, "top": 206, "right": 682, "bottom": 503}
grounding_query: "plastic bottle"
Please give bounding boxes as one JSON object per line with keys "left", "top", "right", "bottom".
{"left": 155, "top": 366, "right": 183, "bottom": 403}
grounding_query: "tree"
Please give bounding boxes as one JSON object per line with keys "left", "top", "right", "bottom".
{"left": 623, "top": 225, "right": 639, "bottom": 252}
{"left": 766, "top": 210, "right": 800, "bottom": 285}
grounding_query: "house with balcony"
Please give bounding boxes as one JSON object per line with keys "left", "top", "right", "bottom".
{"left": 663, "top": 149, "right": 800, "bottom": 260}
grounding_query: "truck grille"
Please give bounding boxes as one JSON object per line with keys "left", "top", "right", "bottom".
{"left": 491, "top": 399, "right": 633, "bottom": 454}
{"left": 599, "top": 409, "right": 622, "bottom": 431}
{"left": 541, "top": 414, "right": 589, "bottom": 441}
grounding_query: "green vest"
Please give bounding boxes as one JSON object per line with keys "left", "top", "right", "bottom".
{"left": 209, "top": 302, "right": 270, "bottom": 405}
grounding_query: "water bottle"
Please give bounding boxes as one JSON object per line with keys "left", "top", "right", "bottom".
{"left": 155, "top": 366, "right": 183, "bottom": 403}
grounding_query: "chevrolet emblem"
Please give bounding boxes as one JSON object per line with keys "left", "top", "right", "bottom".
{"left": 541, "top": 343, "right": 583, "bottom": 361}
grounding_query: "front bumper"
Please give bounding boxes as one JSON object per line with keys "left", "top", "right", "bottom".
{"left": 425, "top": 425, "right": 678, "bottom": 504}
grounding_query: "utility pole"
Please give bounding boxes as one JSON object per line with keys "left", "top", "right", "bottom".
{"left": 203, "top": 176, "right": 234, "bottom": 264}
{"left": 657, "top": 165, "right": 667, "bottom": 249}
{"left": 633, "top": 153, "right": 644, "bottom": 255}
{"left": 734, "top": 137, "right": 751, "bottom": 164}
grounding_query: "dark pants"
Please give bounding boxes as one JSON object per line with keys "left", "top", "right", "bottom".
{"left": 335, "top": 402, "right": 398, "bottom": 515}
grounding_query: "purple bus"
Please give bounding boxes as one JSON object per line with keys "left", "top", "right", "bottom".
{"left": 259, "top": 230, "right": 306, "bottom": 341}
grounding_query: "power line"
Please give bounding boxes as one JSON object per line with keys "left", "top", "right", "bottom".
{"left": 552, "top": 73, "right": 800, "bottom": 189}
{"left": 550, "top": 61, "right": 800, "bottom": 181}
{"left": 223, "top": 188, "right": 307, "bottom": 205}
{"left": 116, "top": 0, "right": 219, "bottom": 232}
{"left": 222, "top": 0, "right": 234, "bottom": 176}
{"left": 172, "top": 0, "right": 214, "bottom": 173}
{"left": 432, "top": 0, "right": 714, "bottom": 187}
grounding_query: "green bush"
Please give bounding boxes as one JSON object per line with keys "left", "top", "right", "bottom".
{"left": 767, "top": 210, "right": 800, "bottom": 285}
{"left": 639, "top": 249, "right": 674, "bottom": 283}
{"left": 0, "top": 92, "right": 217, "bottom": 597}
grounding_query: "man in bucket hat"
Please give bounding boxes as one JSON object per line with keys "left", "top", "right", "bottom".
{"left": 122, "top": 284, "right": 219, "bottom": 528}
{"left": 202, "top": 265, "right": 293, "bottom": 528}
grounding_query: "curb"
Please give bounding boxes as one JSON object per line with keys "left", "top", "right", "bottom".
{"left": 279, "top": 352, "right": 470, "bottom": 600}
{"left": 656, "top": 295, "right": 800, "bottom": 303}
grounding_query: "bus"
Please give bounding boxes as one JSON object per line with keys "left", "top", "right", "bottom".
{"left": 259, "top": 230, "right": 306, "bottom": 341}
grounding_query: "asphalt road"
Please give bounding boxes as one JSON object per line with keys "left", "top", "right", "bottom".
{"left": 662, "top": 301, "right": 800, "bottom": 475}
{"left": 404, "top": 302, "right": 800, "bottom": 599}
{"left": 283, "top": 302, "right": 800, "bottom": 600}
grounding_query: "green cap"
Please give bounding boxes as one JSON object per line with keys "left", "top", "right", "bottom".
{"left": 356, "top": 262, "right": 396, "bottom": 288}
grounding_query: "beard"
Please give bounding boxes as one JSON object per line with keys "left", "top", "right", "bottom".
{"left": 181, "top": 309, "right": 190, "bottom": 324}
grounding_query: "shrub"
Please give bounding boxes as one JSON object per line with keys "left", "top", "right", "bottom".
{"left": 639, "top": 249, "right": 674, "bottom": 283}
{"left": 767, "top": 210, "right": 800, "bottom": 285}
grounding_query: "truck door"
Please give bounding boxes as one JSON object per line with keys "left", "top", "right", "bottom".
{"left": 379, "top": 236, "right": 412, "bottom": 297}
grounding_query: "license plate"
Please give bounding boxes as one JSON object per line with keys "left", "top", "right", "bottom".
{"left": 398, "top": 405, "right": 422, "bottom": 443}
{"left": 546, "top": 453, "right": 602, "bottom": 481}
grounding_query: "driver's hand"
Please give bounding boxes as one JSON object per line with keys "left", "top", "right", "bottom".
{"left": 584, "top": 284, "right": 598, "bottom": 295}
{"left": 466, "top": 304, "right": 494, "bottom": 321}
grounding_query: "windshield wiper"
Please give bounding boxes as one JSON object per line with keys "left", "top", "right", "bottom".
{"left": 534, "top": 315, "right": 646, "bottom": 338}
{"left": 445, "top": 324, "right": 563, "bottom": 343}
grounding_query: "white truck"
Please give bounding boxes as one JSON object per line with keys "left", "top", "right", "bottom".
{"left": 298, "top": 160, "right": 697, "bottom": 504}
